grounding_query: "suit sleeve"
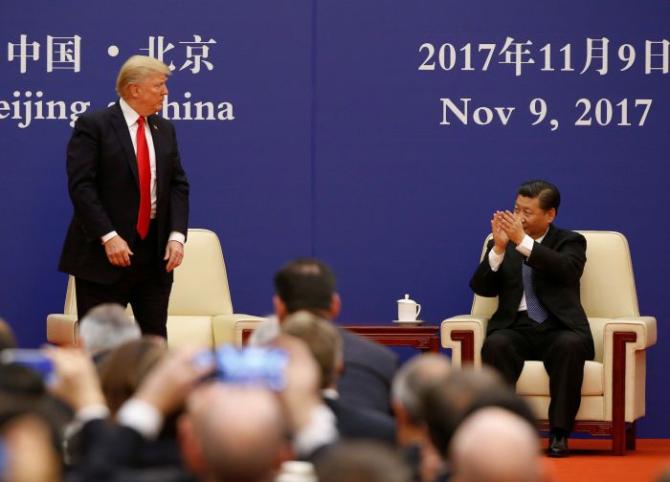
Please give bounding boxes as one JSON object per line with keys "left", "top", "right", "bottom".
{"left": 526, "top": 232, "right": 586, "bottom": 284}
{"left": 166, "top": 123, "right": 189, "bottom": 238}
{"left": 469, "top": 240, "right": 501, "bottom": 297}
{"left": 66, "top": 115, "right": 115, "bottom": 240}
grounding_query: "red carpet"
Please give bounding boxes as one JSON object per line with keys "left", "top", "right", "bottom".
{"left": 543, "top": 439, "right": 670, "bottom": 482}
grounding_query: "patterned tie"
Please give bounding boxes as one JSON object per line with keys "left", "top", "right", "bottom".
{"left": 135, "top": 116, "right": 151, "bottom": 239}
{"left": 522, "top": 263, "right": 548, "bottom": 323}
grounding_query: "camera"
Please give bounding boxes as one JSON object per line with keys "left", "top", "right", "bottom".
{"left": 196, "top": 345, "right": 288, "bottom": 391}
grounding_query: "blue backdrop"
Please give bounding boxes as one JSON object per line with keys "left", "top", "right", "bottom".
{"left": 0, "top": 0, "right": 667, "bottom": 436}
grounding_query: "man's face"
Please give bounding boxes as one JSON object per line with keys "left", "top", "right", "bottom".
{"left": 129, "top": 72, "right": 168, "bottom": 116}
{"left": 513, "top": 195, "right": 555, "bottom": 239}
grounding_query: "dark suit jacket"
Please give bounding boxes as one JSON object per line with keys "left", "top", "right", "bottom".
{"left": 67, "top": 419, "right": 195, "bottom": 482}
{"left": 59, "top": 102, "right": 189, "bottom": 285}
{"left": 323, "top": 396, "right": 396, "bottom": 445}
{"left": 470, "top": 224, "right": 595, "bottom": 359}
{"left": 337, "top": 329, "right": 399, "bottom": 415}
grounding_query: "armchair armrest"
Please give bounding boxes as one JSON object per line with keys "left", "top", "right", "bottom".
{"left": 441, "top": 315, "right": 489, "bottom": 367}
{"left": 600, "top": 316, "right": 657, "bottom": 429}
{"left": 212, "top": 314, "right": 266, "bottom": 346}
{"left": 46, "top": 314, "right": 79, "bottom": 346}
{"left": 604, "top": 316, "right": 657, "bottom": 350}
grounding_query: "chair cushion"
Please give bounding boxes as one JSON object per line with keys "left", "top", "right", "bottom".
{"left": 516, "top": 360, "right": 603, "bottom": 396}
{"left": 166, "top": 316, "right": 214, "bottom": 348}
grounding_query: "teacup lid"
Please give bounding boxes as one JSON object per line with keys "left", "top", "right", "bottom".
{"left": 397, "top": 293, "right": 416, "bottom": 303}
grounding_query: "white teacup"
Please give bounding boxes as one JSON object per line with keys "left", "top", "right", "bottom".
{"left": 397, "top": 294, "right": 421, "bottom": 322}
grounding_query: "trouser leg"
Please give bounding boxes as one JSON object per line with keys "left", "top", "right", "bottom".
{"left": 542, "top": 330, "right": 588, "bottom": 431}
{"left": 481, "top": 329, "right": 530, "bottom": 387}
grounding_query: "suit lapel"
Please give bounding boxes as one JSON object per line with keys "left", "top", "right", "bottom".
{"left": 109, "top": 103, "right": 139, "bottom": 187}
{"left": 540, "top": 224, "right": 557, "bottom": 247}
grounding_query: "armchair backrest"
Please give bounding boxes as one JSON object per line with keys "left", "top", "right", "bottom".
{"left": 471, "top": 230, "right": 640, "bottom": 319}
{"left": 168, "top": 228, "right": 234, "bottom": 316}
{"left": 62, "top": 228, "right": 234, "bottom": 317}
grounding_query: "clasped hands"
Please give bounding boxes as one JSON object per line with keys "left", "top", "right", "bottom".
{"left": 491, "top": 210, "right": 525, "bottom": 254}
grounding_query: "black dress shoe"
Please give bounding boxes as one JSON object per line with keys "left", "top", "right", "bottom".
{"left": 547, "top": 434, "right": 569, "bottom": 457}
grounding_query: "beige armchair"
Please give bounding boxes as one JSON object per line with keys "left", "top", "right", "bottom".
{"left": 46, "top": 228, "right": 265, "bottom": 348}
{"left": 441, "top": 231, "right": 656, "bottom": 455}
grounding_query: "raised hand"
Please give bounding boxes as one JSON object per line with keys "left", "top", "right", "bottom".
{"left": 498, "top": 210, "right": 525, "bottom": 245}
{"left": 491, "top": 211, "right": 509, "bottom": 254}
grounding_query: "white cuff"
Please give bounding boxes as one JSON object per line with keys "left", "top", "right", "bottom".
{"left": 515, "top": 234, "right": 534, "bottom": 258}
{"left": 168, "top": 231, "right": 185, "bottom": 244}
{"left": 75, "top": 404, "right": 110, "bottom": 423}
{"left": 116, "top": 398, "right": 164, "bottom": 440}
{"left": 488, "top": 248, "right": 505, "bottom": 272}
{"left": 293, "top": 403, "right": 338, "bottom": 457}
{"left": 101, "top": 231, "right": 118, "bottom": 244}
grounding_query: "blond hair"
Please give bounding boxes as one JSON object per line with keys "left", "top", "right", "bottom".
{"left": 281, "top": 310, "right": 342, "bottom": 389}
{"left": 115, "top": 55, "right": 170, "bottom": 97}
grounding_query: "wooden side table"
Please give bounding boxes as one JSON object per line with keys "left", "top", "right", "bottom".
{"left": 343, "top": 324, "right": 441, "bottom": 352}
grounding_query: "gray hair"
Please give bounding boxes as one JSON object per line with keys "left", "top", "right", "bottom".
{"left": 115, "top": 55, "right": 170, "bottom": 97}
{"left": 392, "top": 353, "right": 450, "bottom": 425}
{"left": 78, "top": 304, "right": 141, "bottom": 355}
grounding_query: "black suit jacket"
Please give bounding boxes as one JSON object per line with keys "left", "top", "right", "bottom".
{"left": 323, "top": 396, "right": 396, "bottom": 445}
{"left": 470, "top": 224, "right": 595, "bottom": 359}
{"left": 59, "top": 102, "right": 189, "bottom": 284}
{"left": 337, "top": 329, "right": 399, "bottom": 415}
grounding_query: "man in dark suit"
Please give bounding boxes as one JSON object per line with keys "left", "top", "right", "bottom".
{"left": 59, "top": 55, "right": 189, "bottom": 337}
{"left": 273, "top": 258, "right": 399, "bottom": 415}
{"left": 470, "top": 180, "right": 594, "bottom": 457}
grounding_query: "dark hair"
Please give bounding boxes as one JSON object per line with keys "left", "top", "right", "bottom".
{"left": 273, "top": 258, "right": 336, "bottom": 313}
{"left": 422, "top": 367, "right": 537, "bottom": 457}
{"left": 517, "top": 180, "right": 561, "bottom": 213}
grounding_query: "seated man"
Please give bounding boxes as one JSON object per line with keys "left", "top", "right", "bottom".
{"left": 470, "top": 180, "right": 594, "bottom": 457}
{"left": 252, "top": 258, "right": 399, "bottom": 415}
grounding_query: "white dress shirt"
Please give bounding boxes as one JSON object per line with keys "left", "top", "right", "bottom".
{"left": 487, "top": 229, "right": 548, "bottom": 312}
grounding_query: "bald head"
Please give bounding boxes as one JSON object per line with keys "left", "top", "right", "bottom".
{"left": 450, "top": 407, "right": 542, "bottom": 482}
{"left": 187, "top": 383, "right": 287, "bottom": 482}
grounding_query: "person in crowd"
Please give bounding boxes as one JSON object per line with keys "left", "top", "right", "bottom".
{"left": 179, "top": 383, "right": 290, "bottom": 482}
{"left": 449, "top": 407, "right": 544, "bottom": 482}
{"left": 77, "top": 304, "right": 141, "bottom": 362}
{"left": 422, "top": 367, "right": 537, "bottom": 481}
{"left": 314, "top": 440, "right": 412, "bottom": 482}
{"left": 252, "top": 257, "right": 398, "bottom": 415}
{"left": 0, "top": 413, "right": 62, "bottom": 482}
{"left": 470, "top": 180, "right": 593, "bottom": 457}
{"left": 281, "top": 311, "right": 396, "bottom": 445}
{"left": 46, "top": 345, "right": 210, "bottom": 481}
{"left": 96, "top": 338, "right": 167, "bottom": 415}
{"left": 391, "top": 353, "right": 450, "bottom": 482}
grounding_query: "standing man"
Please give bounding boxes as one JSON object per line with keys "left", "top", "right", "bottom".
{"left": 59, "top": 55, "right": 189, "bottom": 338}
{"left": 470, "top": 180, "right": 594, "bottom": 457}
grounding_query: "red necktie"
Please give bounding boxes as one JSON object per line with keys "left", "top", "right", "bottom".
{"left": 136, "top": 116, "right": 151, "bottom": 239}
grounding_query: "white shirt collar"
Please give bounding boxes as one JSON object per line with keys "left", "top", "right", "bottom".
{"left": 119, "top": 97, "right": 142, "bottom": 127}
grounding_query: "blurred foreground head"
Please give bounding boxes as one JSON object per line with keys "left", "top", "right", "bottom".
{"left": 180, "top": 383, "right": 289, "bottom": 482}
{"left": 78, "top": 303, "right": 141, "bottom": 356}
{"left": 450, "top": 407, "right": 543, "bottom": 482}
{"left": 315, "top": 441, "right": 412, "bottom": 482}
